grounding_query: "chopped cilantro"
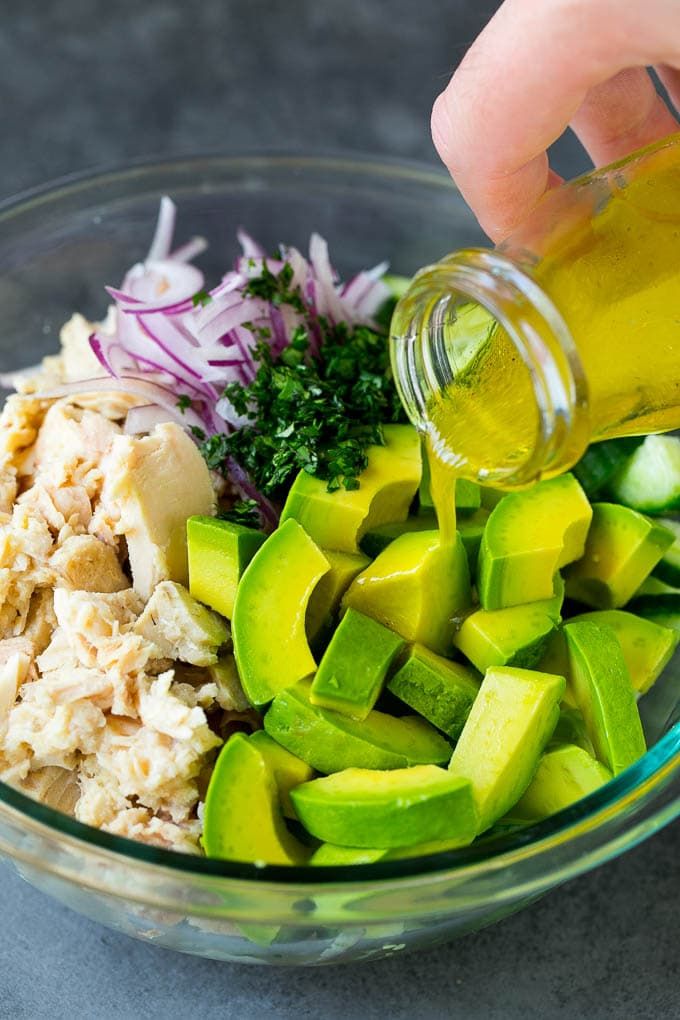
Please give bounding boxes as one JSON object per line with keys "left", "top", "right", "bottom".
{"left": 243, "top": 262, "right": 305, "bottom": 313}
{"left": 217, "top": 499, "right": 261, "bottom": 528}
{"left": 200, "top": 318, "right": 406, "bottom": 497}
{"left": 192, "top": 289, "right": 212, "bottom": 308}
{"left": 177, "top": 394, "right": 192, "bottom": 411}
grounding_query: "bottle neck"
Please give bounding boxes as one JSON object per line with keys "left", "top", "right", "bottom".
{"left": 390, "top": 249, "right": 591, "bottom": 487}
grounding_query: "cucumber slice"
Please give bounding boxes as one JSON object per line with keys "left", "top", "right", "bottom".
{"left": 609, "top": 435, "right": 680, "bottom": 514}
{"left": 652, "top": 517, "right": 680, "bottom": 586}
{"left": 572, "top": 437, "right": 643, "bottom": 498}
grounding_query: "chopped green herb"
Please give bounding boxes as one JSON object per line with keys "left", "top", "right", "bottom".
{"left": 192, "top": 289, "right": 212, "bottom": 308}
{"left": 217, "top": 499, "right": 261, "bottom": 527}
{"left": 177, "top": 394, "right": 192, "bottom": 411}
{"left": 200, "top": 318, "right": 406, "bottom": 497}
{"left": 243, "top": 262, "right": 305, "bottom": 313}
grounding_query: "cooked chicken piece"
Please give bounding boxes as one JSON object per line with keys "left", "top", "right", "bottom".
{"left": 0, "top": 652, "right": 31, "bottom": 738}
{"left": 51, "top": 535, "right": 129, "bottom": 593}
{"left": 12, "top": 765, "right": 80, "bottom": 814}
{"left": 0, "top": 637, "right": 34, "bottom": 668}
{"left": 0, "top": 503, "right": 54, "bottom": 638}
{"left": 134, "top": 581, "right": 229, "bottom": 667}
{"left": 99, "top": 423, "right": 215, "bottom": 599}
{"left": 23, "top": 590, "right": 56, "bottom": 655}
{"left": 0, "top": 394, "right": 47, "bottom": 466}
{"left": 59, "top": 312, "right": 110, "bottom": 382}
{"left": 3, "top": 694, "right": 106, "bottom": 772}
{"left": 32, "top": 401, "right": 121, "bottom": 492}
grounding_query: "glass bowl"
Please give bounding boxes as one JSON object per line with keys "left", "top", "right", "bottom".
{"left": 0, "top": 154, "right": 678, "bottom": 966}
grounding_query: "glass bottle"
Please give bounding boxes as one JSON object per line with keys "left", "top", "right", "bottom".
{"left": 390, "top": 132, "right": 680, "bottom": 488}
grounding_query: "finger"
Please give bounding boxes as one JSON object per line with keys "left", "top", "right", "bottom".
{"left": 656, "top": 64, "right": 680, "bottom": 113}
{"left": 431, "top": 0, "right": 680, "bottom": 241}
{"left": 570, "top": 67, "right": 678, "bottom": 166}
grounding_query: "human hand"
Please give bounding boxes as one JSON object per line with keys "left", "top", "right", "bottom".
{"left": 431, "top": 0, "right": 680, "bottom": 241}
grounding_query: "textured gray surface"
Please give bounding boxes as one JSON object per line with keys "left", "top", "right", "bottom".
{"left": 0, "top": 1, "right": 677, "bottom": 1017}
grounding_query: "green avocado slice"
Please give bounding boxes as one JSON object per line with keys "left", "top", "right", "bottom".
{"left": 310, "top": 609, "right": 405, "bottom": 720}
{"left": 359, "top": 514, "right": 437, "bottom": 558}
{"left": 453, "top": 576, "right": 564, "bottom": 674}
{"left": 563, "top": 621, "right": 646, "bottom": 775}
{"left": 477, "top": 474, "right": 592, "bottom": 610}
{"left": 263, "top": 679, "right": 451, "bottom": 773}
{"left": 232, "top": 518, "right": 329, "bottom": 706}
{"left": 202, "top": 733, "right": 309, "bottom": 864}
{"left": 387, "top": 644, "right": 480, "bottom": 740}
{"left": 511, "top": 743, "right": 612, "bottom": 822}
{"left": 565, "top": 504, "right": 674, "bottom": 609}
{"left": 305, "top": 549, "right": 370, "bottom": 649}
{"left": 343, "top": 530, "right": 470, "bottom": 655}
{"left": 291, "top": 766, "right": 478, "bottom": 849}
{"left": 569, "top": 609, "right": 678, "bottom": 694}
{"left": 449, "top": 665, "right": 565, "bottom": 832}
{"left": 187, "top": 516, "right": 266, "bottom": 621}
{"left": 279, "top": 424, "right": 421, "bottom": 553}
{"left": 310, "top": 844, "right": 389, "bottom": 865}
{"left": 248, "top": 730, "right": 315, "bottom": 819}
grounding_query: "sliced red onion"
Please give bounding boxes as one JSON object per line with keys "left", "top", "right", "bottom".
{"left": 124, "top": 403, "right": 175, "bottom": 434}
{"left": 146, "top": 196, "right": 177, "bottom": 262}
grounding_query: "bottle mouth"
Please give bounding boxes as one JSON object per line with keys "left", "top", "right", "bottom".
{"left": 389, "top": 249, "right": 590, "bottom": 487}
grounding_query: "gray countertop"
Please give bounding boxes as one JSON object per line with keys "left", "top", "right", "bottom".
{"left": 0, "top": 2, "right": 677, "bottom": 1017}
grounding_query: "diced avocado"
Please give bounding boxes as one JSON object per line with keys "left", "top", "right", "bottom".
{"left": 387, "top": 644, "right": 480, "bottom": 740}
{"left": 652, "top": 517, "right": 680, "bottom": 587}
{"left": 457, "top": 508, "right": 490, "bottom": 575}
{"left": 570, "top": 609, "right": 678, "bottom": 695}
{"left": 627, "top": 592, "right": 680, "bottom": 632}
{"left": 133, "top": 580, "right": 229, "bottom": 666}
{"left": 608, "top": 434, "right": 680, "bottom": 514}
{"left": 343, "top": 530, "right": 470, "bottom": 655}
{"left": 449, "top": 666, "right": 565, "bottom": 832}
{"left": 563, "top": 621, "right": 646, "bottom": 775}
{"left": 511, "top": 744, "right": 612, "bottom": 822}
{"left": 249, "top": 730, "right": 314, "bottom": 819}
{"left": 477, "top": 474, "right": 592, "bottom": 610}
{"left": 305, "top": 549, "right": 369, "bottom": 648}
{"left": 291, "top": 766, "right": 478, "bottom": 849}
{"left": 202, "top": 733, "right": 308, "bottom": 864}
{"left": 573, "top": 437, "right": 644, "bottom": 499}
{"left": 232, "top": 519, "right": 329, "bottom": 706}
{"left": 550, "top": 706, "right": 593, "bottom": 754}
{"left": 279, "top": 425, "right": 421, "bottom": 553}
{"left": 453, "top": 577, "right": 564, "bottom": 674}
{"left": 187, "top": 516, "right": 265, "bottom": 620}
{"left": 636, "top": 576, "right": 680, "bottom": 597}
{"left": 565, "top": 503, "right": 674, "bottom": 609}
{"left": 359, "top": 513, "right": 437, "bottom": 558}
{"left": 310, "top": 609, "right": 405, "bottom": 720}
{"left": 263, "top": 679, "right": 451, "bottom": 773}
{"left": 310, "top": 844, "right": 389, "bottom": 866}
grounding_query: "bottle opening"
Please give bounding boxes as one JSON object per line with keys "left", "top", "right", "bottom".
{"left": 390, "top": 250, "right": 590, "bottom": 487}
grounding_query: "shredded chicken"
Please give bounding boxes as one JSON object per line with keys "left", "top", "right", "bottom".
{"left": 0, "top": 323, "right": 236, "bottom": 854}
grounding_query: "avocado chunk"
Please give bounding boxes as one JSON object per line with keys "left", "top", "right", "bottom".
{"left": 608, "top": 434, "right": 680, "bottom": 514}
{"left": 565, "top": 503, "right": 674, "bottom": 609}
{"left": 449, "top": 666, "right": 565, "bottom": 832}
{"left": 359, "top": 513, "right": 437, "bottom": 558}
{"left": 453, "top": 577, "right": 564, "bottom": 674}
{"left": 477, "top": 474, "right": 592, "bottom": 610}
{"left": 279, "top": 424, "right": 421, "bottom": 553}
{"left": 343, "top": 530, "right": 470, "bottom": 655}
{"left": 570, "top": 609, "right": 678, "bottom": 695}
{"left": 232, "top": 519, "right": 329, "bottom": 706}
{"left": 263, "top": 679, "right": 451, "bottom": 773}
{"left": 187, "top": 516, "right": 265, "bottom": 620}
{"left": 305, "top": 549, "right": 370, "bottom": 648}
{"left": 310, "top": 609, "right": 405, "bottom": 720}
{"left": 627, "top": 592, "right": 680, "bottom": 632}
{"left": 563, "top": 621, "right": 646, "bottom": 775}
{"left": 291, "top": 766, "right": 478, "bottom": 849}
{"left": 550, "top": 706, "right": 593, "bottom": 753}
{"left": 249, "top": 730, "right": 315, "bottom": 819}
{"left": 511, "top": 744, "right": 612, "bottom": 822}
{"left": 310, "top": 844, "right": 389, "bottom": 865}
{"left": 133, "top": 580, "right": 229, "bottom": 666}
{"left": 387, "top": 644, "right": 480, "bottom": 740}
{"left": 202, "top": 733, "right": 308, "bottom": 864}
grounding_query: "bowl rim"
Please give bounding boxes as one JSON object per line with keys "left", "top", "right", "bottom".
{"left": 0, "top": 151, "right": 678, "bottom": 892}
